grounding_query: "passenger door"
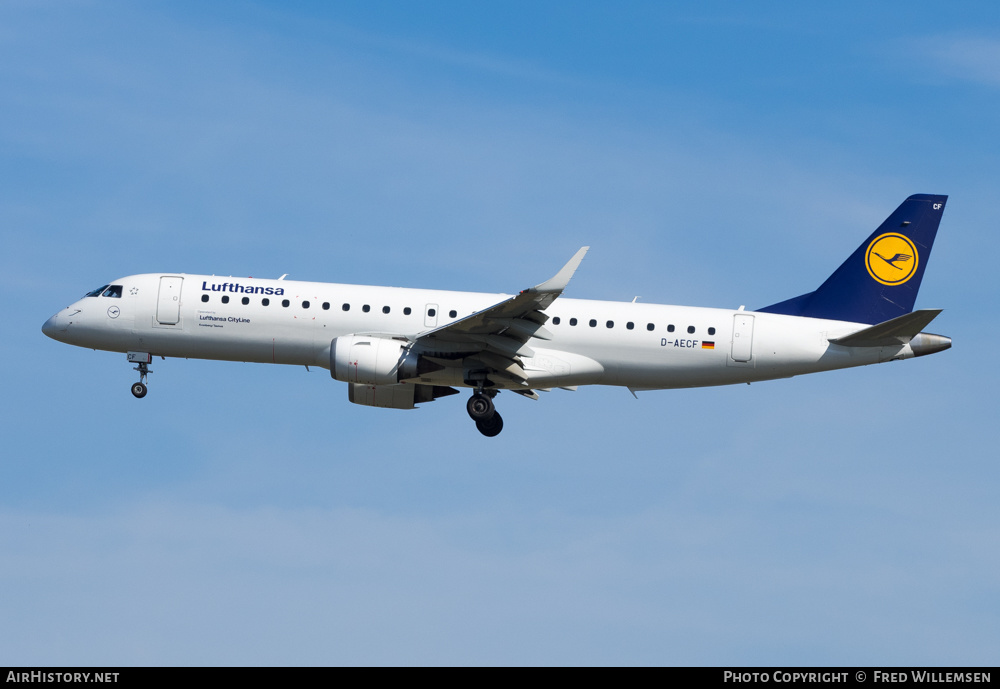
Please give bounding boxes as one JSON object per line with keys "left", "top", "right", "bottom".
{"left": 156, "top": 276, "right": 184, "bottom": 325}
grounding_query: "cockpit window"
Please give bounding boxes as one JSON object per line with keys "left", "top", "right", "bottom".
{"left": 85, "top": 285, "right": 110, "bottom": 297}
{"left": 101, "top": 285, "right": 123, "bottom": 298}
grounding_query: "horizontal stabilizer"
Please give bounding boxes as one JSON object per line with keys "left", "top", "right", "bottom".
{"left": 829, "top": 309, "right": 942, "bottom": 347}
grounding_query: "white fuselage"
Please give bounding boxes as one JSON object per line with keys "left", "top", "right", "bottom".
{"left": 42, "top": 273, "right": 914, "bottom": 391}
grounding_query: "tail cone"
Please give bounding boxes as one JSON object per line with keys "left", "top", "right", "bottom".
{"left": 910, "top": 333, "right": 951, "bottom": 357}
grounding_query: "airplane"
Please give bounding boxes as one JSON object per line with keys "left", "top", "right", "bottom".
{"left": 42, "top": 194, "right": 952, "bottom": 437}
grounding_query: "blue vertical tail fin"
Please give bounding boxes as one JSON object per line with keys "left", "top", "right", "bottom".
{"left": 757, "top": 194, "right": 947, "bottom": 324}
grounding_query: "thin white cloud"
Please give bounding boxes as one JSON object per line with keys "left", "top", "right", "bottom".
{"left": 2, "top": 496, "right": 996, "bottom": 664}
{"left": 919, "top": 34, "right": 1000, "bottom": 87}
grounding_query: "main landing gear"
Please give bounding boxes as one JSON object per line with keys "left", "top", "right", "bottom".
{"left": 467, "top": 390, "right": 503, "bottom": 437}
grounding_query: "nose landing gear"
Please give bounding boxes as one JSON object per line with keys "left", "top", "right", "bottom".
{"left": 128, "top": 351, "right": 152, "bottom": 399}
{"left": 131, "top": 378, "right": 148, "bottom": 398}
{"left": 467, "top": 390, "right": 503, "bottom": 437}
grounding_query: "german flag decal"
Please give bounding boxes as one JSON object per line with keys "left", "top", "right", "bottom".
{"left": 702, "top": 341, "right": 715, "bottom": 349}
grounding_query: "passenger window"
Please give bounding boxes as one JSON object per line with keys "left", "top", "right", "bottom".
{"left": 262, "top": 298, "right": 270, "bottom": 306}
{"left": 363, "top": 305, "right": 371, "bottom": 313}
{"left": 242, "top": 297, "right": 249, "bottom": 305}
{"left": 282, "top": 299, "right": 290, "bottom": 307}
{"left": 606, "top": 321, "right": 614, "bottom": 328}
{"left": 647, "top": 323, "right": 655, "bottom": 331}
{"left": 383, "top": 306, "right": 390, "bottom": 314}
{"left": 404, "top": 307, "right": 412, "bottom": 315}
{"left": 667, "top": 325, "right": 675, "bottom": 333}
{"left": 101, "top": 285, "right": 123, "bottom": 298}
{"left": 626, "top": 322, "right": 634, "bottom": 330}
{"left": 303, "top": 301, "right": 310, "bottom": 309}
{"left": 201, "top": 294, "right": 209, "bottom": 303}
{"left": 687, "top": 326, "right": 695, "bottom": 334}
{"left": 322, "top": 302, "right": 330, "bottom": 310}
{"left": 342, "top": 303, "right": 350, "bottom": 311}
{"left": 221, "top": 295, "right": 230, "bottom": 304}
{"left": 428, "top": 308, "right": 436, "bottom": 317}
{"left": 449, "top": 310, "right": 457, "bottom": 318}
{"left": 552, "top": 316, "right": 561, "bottom": 325}
{"left": 589, "top": 319, "right": 597, "bottom": 327}
{"left": 569, "top": 318, "right": 578, "bottom": 326}
{"left": 708, "top": 327, "right": 716, "bottom": 336}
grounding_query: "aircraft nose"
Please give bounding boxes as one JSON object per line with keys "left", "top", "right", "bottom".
{"left": 42, "top": 312, "right": 69, "bottom": 340}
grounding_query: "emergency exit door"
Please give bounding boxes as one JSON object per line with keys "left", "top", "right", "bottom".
{"left": 731, "top": 314, "right": 754, "bottom": 363}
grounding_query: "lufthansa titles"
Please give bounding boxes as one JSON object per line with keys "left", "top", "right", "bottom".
{"left": 201, "top": 280, "right": 285, "bottom": 295}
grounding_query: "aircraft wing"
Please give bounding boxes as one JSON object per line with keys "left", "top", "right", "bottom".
{"left": 410, "top": 247, "right": 589, "bottom": 386}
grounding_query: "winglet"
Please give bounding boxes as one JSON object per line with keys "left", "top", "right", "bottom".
{"left": 529, "top": 246, "right": 589, "bottom": 294}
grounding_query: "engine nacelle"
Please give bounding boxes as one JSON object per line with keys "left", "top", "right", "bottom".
{"left": 331, "top": 335, "right": 419, "bottom": 386}
{"left": 347, "top": 383, "right": 460, "bottom": 409}
{"left": 348, "top": 383, "right": 416, "bottom": 409}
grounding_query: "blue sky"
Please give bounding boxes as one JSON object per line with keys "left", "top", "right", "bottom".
{"left": 2, "top": 1, "right": 997, "bottom": 665}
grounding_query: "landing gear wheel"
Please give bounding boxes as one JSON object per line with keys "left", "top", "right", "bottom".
{"left": 476, "top": 411, "right": 503, "bottom": 437}
{"left": 467, "top": 392, "right": 495, "bottom": 421}
{"left": 131, "top": 358, "right": 151, "bottom": 398}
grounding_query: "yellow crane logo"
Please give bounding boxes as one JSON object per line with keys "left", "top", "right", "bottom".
{"left": 865, "top": 233, "right": 919, "bottom": 285}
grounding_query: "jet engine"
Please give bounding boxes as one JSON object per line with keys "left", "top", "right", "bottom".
{"left": 331, "top": 335, "right": 418, "bottom": 385}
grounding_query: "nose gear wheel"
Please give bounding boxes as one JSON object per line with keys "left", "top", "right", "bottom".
{"left": 131, "top": 360, "right": 151, "bottom": 398}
